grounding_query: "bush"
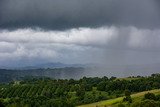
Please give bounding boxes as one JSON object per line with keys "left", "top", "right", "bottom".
{"left": 0, "top": 99, "right": 5, "bottom": 107}
{"left": 124, "top": 90, "right": 131, "bottom": 97}
{"left": 118, "top": 103, "right": 125, "bottom": 107}
{"left": 131, "top": 101, "right": 141, "bottom": 107}
{"left": 144, "top": 93, "right": 156, "bottom": 100}
{"left": 156, "top": 94, "right": 160, "bottom": 101}
{"left": 123, "top": 96, "right": 132, "bottom": 103}
{"left": 132, "top": 100, "right": 160, "bottom": 107}
{"left": 141, "top": 100, "right": 157, "bottom": 107}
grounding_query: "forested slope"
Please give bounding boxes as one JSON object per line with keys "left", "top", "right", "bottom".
{"left": 0, "top": 74, "right": 160, "bottom": 107}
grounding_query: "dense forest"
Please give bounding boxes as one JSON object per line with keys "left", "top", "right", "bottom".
{"left": 0, "top": 73, "right": 160, "bottom": 107}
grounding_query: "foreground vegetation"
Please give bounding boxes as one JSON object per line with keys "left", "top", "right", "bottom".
{"left": 78, "top": 89, "right": 160, "bottom": 107}
{"left": 0, "top": 73, "right": 160, "bottom": 107}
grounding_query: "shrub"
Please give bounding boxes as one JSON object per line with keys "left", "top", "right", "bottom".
{"left": 144, "top": 93, "right": 156, "bottom": 100}
{"left": 123, "top": 96, "right": 132, "bottom": 103}
{"left": 118, "top": 103, "right": 125, "bottom": 107}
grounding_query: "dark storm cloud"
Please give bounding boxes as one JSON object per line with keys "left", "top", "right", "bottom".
{"left": 0, "top": 0, "right": 160, "bottom": 30}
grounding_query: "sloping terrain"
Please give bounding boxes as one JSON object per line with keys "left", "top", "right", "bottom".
{"left": 78, "top": 89, "right": 160, "bottom": 107}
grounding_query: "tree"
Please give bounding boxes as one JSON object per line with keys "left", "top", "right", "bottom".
{"left": 123, "top": 96, "right": 132, "bottom": 103}
{"left": 76, "top": 86, "right": 85, "bottom": 100}
{"left": 54, "top": 87, "right": 65, "bottom": 97}
{"left": 123, "top": 90, "right": 132, "bottom": 103}
{"left": 110, "top": 76, "right": 117, "bottom": 81}
{"left": 144, "top": 93, "right": 156, "bottom": 100}
{"left": 156, "top": 94, "right": 160, "bottom": 101}
{"left": 97, "top": 81, "right": 106, "bottom": 91}
{"left": 124, "top": 90, "right": 131, "bottom": 97}
{"left": 0, "top": 99, "right": 5, "bottom": 107}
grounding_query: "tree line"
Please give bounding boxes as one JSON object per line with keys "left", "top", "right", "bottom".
{"left": 0, "top": 73, "right": 160, "bottom": 107}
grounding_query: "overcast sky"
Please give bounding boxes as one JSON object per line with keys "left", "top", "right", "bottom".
{"left": 0, "top": 0, "right": 160, "bottom": 73}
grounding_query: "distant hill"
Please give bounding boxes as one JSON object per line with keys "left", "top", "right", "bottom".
{"left": 25, "top": 62, "right": 85, "bottom": 69}
{"left": 0, "top": 62, "right": 86, "bottom": 70}
{"left": 0, "top": 63, "right": 160, "bottom": 83}
{"left": 0, "top": 67, "right": 85, "bottom": 83}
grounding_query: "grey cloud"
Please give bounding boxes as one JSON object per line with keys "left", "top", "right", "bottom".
{"left": 0, "top": 42, "right": 16, "bottom": 53}
{"left": 0, "top": 0, "right": 160, "bottom": 30}
{"left": 1, "top": 26, "right": 160, "bottom": 67}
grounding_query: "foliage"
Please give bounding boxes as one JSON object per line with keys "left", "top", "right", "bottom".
{"left": 124, "top": 90, "right": 131, "bottom": 97}
{"left": 118, "top": 103, "right": 125, "bottom": 107}
{"left": 132, "top": 100, "right": 160, "bottom": 107}
{"left": 0, "top": 73, "right": 160, "bottom": 107}
{"left": 144, "top": 92, "right": 156, "bottom": 100}
{"left": 123, "top": 90, "right": 132, "bottom": 103}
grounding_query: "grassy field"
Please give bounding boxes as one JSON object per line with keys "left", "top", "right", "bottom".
{"left": 78, "top": 89, "right": 160, "bottom": 107}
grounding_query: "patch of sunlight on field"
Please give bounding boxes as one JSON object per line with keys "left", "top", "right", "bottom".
{"left": 78, "top": 89, "right": 160, "bottom": 107}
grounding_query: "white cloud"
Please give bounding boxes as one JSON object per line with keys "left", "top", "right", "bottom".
{"left": 0, "top": 26, "right": 160, "bottom": 67}
{"left": 0, "top": 42, "right": 16, "bottom": 53}
{"left": 0, "top": 27, "right": 118, "bottom": 46}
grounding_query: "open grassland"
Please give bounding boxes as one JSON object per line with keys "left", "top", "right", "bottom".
{"left": 78, "top": 89, "right": 160, "bottom": 107}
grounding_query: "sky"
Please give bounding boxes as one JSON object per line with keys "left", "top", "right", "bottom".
{"left": 0, "top": 0, "right": 160, "bottom": 76}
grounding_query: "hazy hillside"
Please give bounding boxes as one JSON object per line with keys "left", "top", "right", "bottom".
{"left": 0, "top": 67, "right": 85, "bottom": 82}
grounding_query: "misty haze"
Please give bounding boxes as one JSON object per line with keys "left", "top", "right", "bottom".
{"left": 0, "top": 0, "right": 160, "bottom": 107}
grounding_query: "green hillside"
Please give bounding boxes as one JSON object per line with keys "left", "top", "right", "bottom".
{"left": 78, "top": 89, "right": 160, "bottom": 107}
{"left": 0, "top": 74, "right": 160, "bottom": 107}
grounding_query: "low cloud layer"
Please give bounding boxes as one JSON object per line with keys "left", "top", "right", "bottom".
{"left": 1, "top": 26, "right": 160, "bottom": 68}
{"left": 0, "top": 0, "right": 160, "bottom": 29}
{"left": 0, "top": 0, "right": 160, "bottom": 77}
